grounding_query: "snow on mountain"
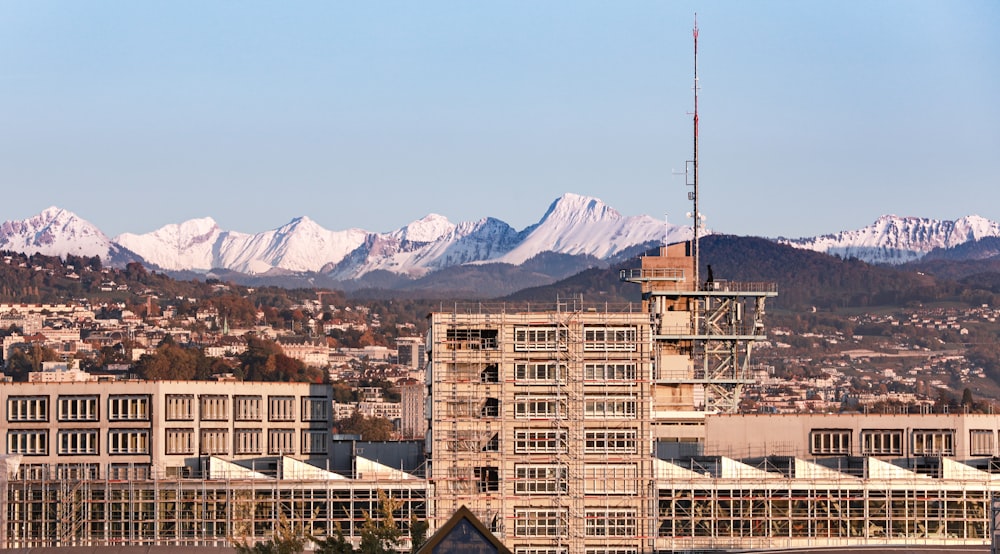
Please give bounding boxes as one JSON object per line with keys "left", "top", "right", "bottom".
{"left": 116, "top": 216, "right": 368, "bottom": 274}
{"left": 0, "top": 206, "right": 133, "bottom": 263}
{"left": 3, "top": 195, "right": 694, "bottom": 279}
{"left": 496, "top": 193, "right": 688, "bottom": 265}
{"left": 329, "top": 216, "right": 523, "bottom": 279}
{"left": 116, "top": 217, "right": 230, "bottom": 271}
{"left": 779, "top": 215, "right": 1000, "bottom": 264}
{"left": 390, "top": 213, "right": 455, "bottom": 243}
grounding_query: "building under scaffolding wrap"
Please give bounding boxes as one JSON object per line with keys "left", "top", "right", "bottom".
{"left": 426, "top": 300, "right": 656, "bottom": 554}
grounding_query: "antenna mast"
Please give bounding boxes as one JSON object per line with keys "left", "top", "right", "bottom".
{"left": 691, "top": 13, "right": 700, "bottom": 287}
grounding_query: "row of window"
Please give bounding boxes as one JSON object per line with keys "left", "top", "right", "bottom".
{"left": 513, "top": 508, "right": 637, "bottom": 537}
{"left": 166, "top": 428, "right": 329, "bottom": 455}
{"left": 808, "top": 428, "right": 985, "bottom": 456}
{"left": 8, "top": 395, "right": 149, "bottom": 422}
{"left": 9, "top": 429, "right": 149, "bottom": 455}
{"left": 509, "top": 362, "right": 638, "bottom": 384}
{"left": 512, "top": 463, "right": 638, "bottom": 495}
{"left": 6, "top": 395, "right": 329, "bottom": 423}
{"left": 446, "top": 326, "right": 639, "bottom": 352}
{"left": 8, "top": 428, "right": 329, "bottom": 456}
{"left": 512, "top": 428, "right": 638, "bottom": 454}
{"left": 166, "top": 395, "right": 329, "bottom": 422}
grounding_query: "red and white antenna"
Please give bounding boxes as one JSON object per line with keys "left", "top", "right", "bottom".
{"left": 690, "top": 14, "right": 701, "bottom": 286}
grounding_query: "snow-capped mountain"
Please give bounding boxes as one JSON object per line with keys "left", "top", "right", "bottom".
{"left": 115, "top": 216, "right": 369, "bottom": 274}
{"left": 110, "top": 193, "right": 682, "bottom": 279}
{"left": 495, "top": 193, "right": 680, "bottom": 265}
{"left": 7, "top": 202, "right": 1000, "bottom": 282}
{"left": 780, "top": 215, "right": 1000, "bottom": 264}
{"left": 0, "top": 206, "right": 137, "bottom": 264}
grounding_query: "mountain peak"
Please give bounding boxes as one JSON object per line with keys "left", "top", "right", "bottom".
{"left": 541, "top": 193, "right": 621, "bottom": 224}
{"left": 396, "top": 213, "right": 455, "bottom": 243}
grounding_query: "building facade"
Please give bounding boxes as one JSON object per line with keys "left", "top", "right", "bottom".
{"left": 426, "top": 305, "right": 655, "bottom": 554}
{"left": 0, "top": 380, "right": 426, "bottom": 549}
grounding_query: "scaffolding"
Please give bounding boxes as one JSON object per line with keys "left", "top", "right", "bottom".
{"left": 427, "top": 301, "right": 655, "bottom": 554}
{"left": 621, "top": 248, "right": 777, "bottom": 413}
{"left": 2, "top": 462, "right": 426, "bottom": 549}
{"left": 654, "top": 455, "right": 996, "bottom": 551}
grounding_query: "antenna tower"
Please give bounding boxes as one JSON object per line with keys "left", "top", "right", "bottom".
{"left": 691, "top": 14, "right": 700, "bottom": 287}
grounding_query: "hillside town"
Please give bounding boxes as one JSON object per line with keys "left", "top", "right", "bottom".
{"left": 4, "top": 248, "right": 999, "bottom": 443}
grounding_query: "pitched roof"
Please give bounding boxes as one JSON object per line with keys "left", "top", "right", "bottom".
{"left": 415, "top": 505, "right": 511, "bottom": 554}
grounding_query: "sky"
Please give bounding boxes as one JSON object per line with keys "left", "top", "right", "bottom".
{"left": 2, "top": 1, "right": 998, "bottom": 239}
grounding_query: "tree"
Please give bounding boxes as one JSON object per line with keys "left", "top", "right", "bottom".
{"left": 235, "top": 514, "right": 306, "bottom": 554}
{"left": 335, "top": 410, "right": 395, "bottom": 441}
{"left": 312, "top": 523, "right": 354, "bottom": 554}
{"left": 408, "top": 514, "right": 428, "bottom": 554}
{"left": 358, "top": 491, "right": 402, "bottom": 554}
{"left": 961, "top": 388, "right": 976, "bottom": 410}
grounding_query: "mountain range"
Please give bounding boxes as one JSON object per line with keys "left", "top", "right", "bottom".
{"left": 3, "top": 197, "right": 1000, "bottom": 294}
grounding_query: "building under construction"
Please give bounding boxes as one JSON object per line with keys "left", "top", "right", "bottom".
{"left": 425, "top": 301, "right": 655, "bottom": 554}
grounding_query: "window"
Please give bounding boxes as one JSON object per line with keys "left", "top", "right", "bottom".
{"left": 445, "top": 328, "right": 498, "bottom": 350}
{"left": 516, "top": 549, "right": 567, "bottom": 554}
{"left": 108, "top": 429, "right": 149, "bottom": 454}
{"left": 861, "top": 429, "right": 904, "bottom": 456}
{"left": 268, "top": 429, "right": 295, "bottom": 454}
{"left": 57, "top": 429, "right": 98, "bottom": 455}
{"left": 514, "top": 429, "right": 567, "bottom": 454}
{"left": 109, "top": 464, "right": 150, "bottom": 480}
{"left": 57, "top": 464, "right": 98, "bottom": 480}
{"left": 514, "top": 508, "right": 568, "bottom": 537}
{"left": 585, "top": 549, "right": 637, "bottom": 554}
{"left": 234, "top": 396, "right": 262, "bottom": 421}
{"left": 269, "top": 396, "right": 296, "bottom": 421}
{"left": 583, "top": 326, "right": 637, "bottom": 352}
{"left": 481, "top": 398, "right": 500, "bottom": 418}
{"left": 7, "top": 396, "right": 48, "bottom": 422}
{"left": 7, "top": 430, "right": 48, "bottom": 455}
{"left": 514, "top": 395, "right": 567, "bottom": 419}
{"left": 302, "top": 430, "right": 328, "bottom": 454}
{"left": 302, "top": 397, "right": 329, "bottom": 422}
{"left": 584, "top": 429, "right": 638, "bottom": 454}
{"left": 584, "top": 396, "right": 637, "bottom": 419}
{"left": 585, "top": 509, "right": 637, "bottom": 537}
{"left": 235, "top": 429, "right": 263, "bottom": 455}
{"left": 912, "top": 429, "right": 955, "bottom": 456}
{"left": 199, "top": 395, "right": 229, "bottom": 421}
{"left": 166, "top": 429, "right": 195, "bottom": 455}
{"left": 809, "top": 429, "right": 852, "bottom": 455}
{"left": 584, "top": 464, "right": 637, "bottom": 494}
{"left": 108, "top": 395, "right": 149, "bottom": 421}
{"left": 514, "top": 362, "right": 564, "bottom": 383}
{"left": 165, "top": 395, "right": 194, "bottom": 421}
{"left": 475, "top": 466, "right": 499, "bottom": 493}
{"left": 970, "top": 429, "right": 995, "bottom": 457}
{"left": 584, "top": 363, "right": 636, "bottom": 382}
{"left": 513, "top": 327, "right": 567, "bottom": 352}
{"left": 480, "top": 364, "right": 499, "bottom": 383}
{"left": 57, "top": 396, "right": 98, "bottom": 421}
{"left": 200, "top": 429, "right": 229, "bottom": 455}
{"left": 514, "top": 464, "right": 568, "bottom": 494}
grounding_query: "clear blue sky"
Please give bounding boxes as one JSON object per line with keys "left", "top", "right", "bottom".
{"left": 2, "top": 1, "right": 998, "bottom": 239}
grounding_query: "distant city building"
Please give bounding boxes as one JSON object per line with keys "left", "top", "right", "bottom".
{"left": 399, "top": 379, "right": 426, "bottom": 439}
{"left": 396, "top": 336, "right": 425, "bottom": 370}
